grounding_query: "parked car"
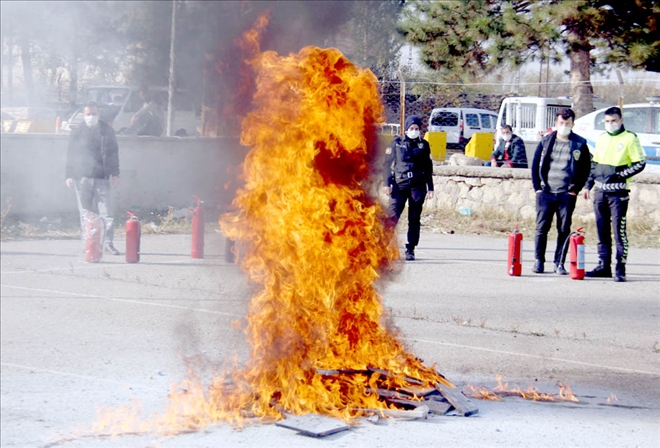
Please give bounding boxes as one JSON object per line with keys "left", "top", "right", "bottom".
{"left": 428, "top": 107, "right": 498, "bottom": 149}
{"left": 61, "top": 85, "right": 200, "bottom": 136}
{"left": 572, "top": 99, "right": 660, "bottom": 164}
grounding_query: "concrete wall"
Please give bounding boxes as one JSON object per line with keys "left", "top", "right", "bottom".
{"left": 425, "top": 165, "right": 660, "bottom": 226}
{"left": 3, "top": 133, "right": 659, "bottom": 228}
{"left": 0, "top": 133, "right": 248, "bottom": 217}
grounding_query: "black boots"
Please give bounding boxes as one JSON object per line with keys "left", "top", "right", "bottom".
{"left": 532, "top": 259, "right": 544, "bottom": 273}
{"left": 586, "top": 261, "right": 612, "bottom": 278}
{"left": 614, "top": 263, "right": 626, "bottom": 282}
{"left": 554, "top": 263, "right": 568, "bottom": 275}
{"left": 405, "top": 244, "right": 415, "bottom": 261}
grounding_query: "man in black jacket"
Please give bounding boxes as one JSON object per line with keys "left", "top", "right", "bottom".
{"left": 382, "top": 115, "right": 434, "bottom": 261}
{"left": 65, "top": 101, "right": 121, "bottom": 255}
{"left": 531, "top": 108, "right": 590, "bottom": 275}
{"left": 489, "top": 125, "right": 528, "bottom": 168}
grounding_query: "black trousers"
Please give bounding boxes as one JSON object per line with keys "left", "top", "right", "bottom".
{"left": 593, "top": 190, "right": 629, "bottom": 265}
{"left": 534, "top": 191, "right": 577, "bottom": 264}
{"left": 386, "top": 181, "right": 427, "bottom": 248}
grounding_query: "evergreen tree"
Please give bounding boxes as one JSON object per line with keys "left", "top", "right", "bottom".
{"left": 398, "top": 0, "right": 659, "bottom": 118}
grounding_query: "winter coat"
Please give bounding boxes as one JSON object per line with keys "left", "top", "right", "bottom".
{"left": 531, "top": 131, "right": 590, "bottom": 194}
{"left": 65, "top": 121, "right": 120, "bottom": 180}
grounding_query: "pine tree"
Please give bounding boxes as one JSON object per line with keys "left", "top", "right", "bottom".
{"left": 398, "top": 0, "right": 659, "bottom": 118}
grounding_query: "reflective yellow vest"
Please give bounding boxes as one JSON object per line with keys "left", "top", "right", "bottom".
{"left": 593, "top": 130, "right": 645, "bottom": 189}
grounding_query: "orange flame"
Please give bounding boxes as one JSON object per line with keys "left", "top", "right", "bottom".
{"left": 86, "top": 45, "right": 452, "bottom": 437}
{"left": 492, "top": 375, "right": 579, "bottom": 402}
{"left": 464, "top": 383, "right": 502, "bottom": 401}
{"left": 463, "top": 375, "right": 580, "bottom": 403}
{"left": 218, "top": 44, "right": 452, "bottom": 420}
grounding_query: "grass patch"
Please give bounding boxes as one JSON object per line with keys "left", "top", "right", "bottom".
{"left": 419, "top": 206, "right": 660, "bottom": 249}
{"left": 2, "top": 200, "right": 658, "bottom": 248}
{"left": 0, "top": 203, "right": 220, "bottom": 241}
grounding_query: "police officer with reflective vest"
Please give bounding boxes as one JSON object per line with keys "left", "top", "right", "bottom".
{"left": 584, "top": 106, "right": 646, "bottom": 282}
{"left": 382, "top": 116, "right": 434, "bottom": 261}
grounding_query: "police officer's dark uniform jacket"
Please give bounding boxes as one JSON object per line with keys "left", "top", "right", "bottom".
{"left": 383, "top": 116, "right": 433, "bottom": 259}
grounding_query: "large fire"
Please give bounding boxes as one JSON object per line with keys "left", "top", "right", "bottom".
{"left": 91, "top": 27, "right": 452, "bottom": 438}
{"left": 215, "top": 43, "right": 452, "bottom": 419}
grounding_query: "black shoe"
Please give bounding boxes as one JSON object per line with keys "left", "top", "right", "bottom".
{"left": 405, "top": 244, "right": 415, "bottom": 261}
{"left": 532, "top": 260, "right": 544, "bottom": 273}
{"left": 554, "top": 263, "right": 568, "bottom": 275}
{"left": 105, "top": 244, "right": 120, "bottom": 255}
{"left": 586, "top": 262, "right": 611, "bottom": 278}
{"left": 614, "top": 263, "right": 626, "bottom": 282}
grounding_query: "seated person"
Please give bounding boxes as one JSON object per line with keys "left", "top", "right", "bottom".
{"left": 487, "top": 125, "right": 528, "bottom": 168}
{"left": 123, "top": 91, "right": 164, "bottom": 137}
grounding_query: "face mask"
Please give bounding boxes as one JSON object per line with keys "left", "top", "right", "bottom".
{"left": 406, "top": 129, "right": 420, "bottom": 140}
{"left": 502, "top": 134, "right": 512, "bottom": 141}
{"left": 556, "top": 125, "right": 572, "bottom": 137}
{"left": 605, "top": 122, "right": 621, "bottom": 134}
{"left": 84, "top": 115, "right": 99, "bottom": 127}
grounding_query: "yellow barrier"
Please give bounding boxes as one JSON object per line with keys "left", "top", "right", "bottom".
{"left": 1, "top": 119, "right": 55, "bottom": 133}
{"left": 465, "top": 132, "right": 494, "bottom": 160}
{"left": 424, "top": 132, "right": 447, "bottom": 161}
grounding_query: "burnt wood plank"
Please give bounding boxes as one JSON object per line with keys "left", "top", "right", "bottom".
{"left": 425, "top": 399, "right": 453, "bottom": 415}
{"left": 435, "top": 384, "right": 479, "bottom": 416}
{"left": 399, "top": 385, "right": 440, "bottom": 397}
{"left": 386, "top": 397, "right": 426, "bottom": 409}
{"left": 367, "top": 367, "right": 424, "bottom": 385}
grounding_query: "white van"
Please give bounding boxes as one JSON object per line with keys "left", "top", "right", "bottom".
{"left": 428, "top": 107, "right": 498, "bottom": 149}
{"left": 61, "top": 85, "right": 200, "bottom": 136}
{"left": 573, "top": 100, "right": 660, "bottom": 165}
{"left": 496, "top": 97, "right": 574, "bottom": 143}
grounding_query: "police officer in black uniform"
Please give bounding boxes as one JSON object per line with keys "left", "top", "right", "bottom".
{"left": 382, "top": 115, "right": 434, "bottom": 261}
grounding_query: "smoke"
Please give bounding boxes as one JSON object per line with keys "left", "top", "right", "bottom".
{"left": 1, "top": 1, "right": 361, "bottom": 110}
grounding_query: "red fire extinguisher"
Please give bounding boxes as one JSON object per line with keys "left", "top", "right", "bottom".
{"left": 507, "top": 224, "right": 523, "bottom": 276}
{"left": 84, "top": 211, "right": 104, "bottom": 263}
{"left": 569, "top": 227, "right": 585, "bottom": 280}
{"left": 191, "top": 197, "right": 204, "bottom": 259}
{"left": 125, "top": 212, "right": 141, "bottom": 263}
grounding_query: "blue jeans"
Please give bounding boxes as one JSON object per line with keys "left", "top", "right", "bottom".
{"left": 74, "top": 178, "right": 114, "bottom": 245}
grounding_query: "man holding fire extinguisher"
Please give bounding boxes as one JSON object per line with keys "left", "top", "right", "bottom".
{"left": 531, "top": 108, "right": 591, "bottom": 275}
{"left": 584, "top": 106, "right": 646, "bottom": 282}
{"left": 65, "top": 101, "right": 121, "bottom": 256}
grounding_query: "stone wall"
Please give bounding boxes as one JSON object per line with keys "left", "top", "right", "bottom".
{"left": 425, "top": 165, "right": 660, "bottom": 227}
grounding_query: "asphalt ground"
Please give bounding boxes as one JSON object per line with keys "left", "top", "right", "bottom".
{"left": 1, "top": 231, "right": 659, "bottom": 447}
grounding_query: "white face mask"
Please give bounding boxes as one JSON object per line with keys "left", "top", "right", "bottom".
{"left": 605, "top": 122, "right": 621, "bottom": 134}
{"left": 84, "top": 115, "right": 99, "bottom": 127}
{"left": 502, "top": 133, "right": 512, "bottom": 141}
{"left": 406, "top": 129, "right": 420, "bottom": 140}
{"left": 556, "top": 125, "right": 572, "bottom": 137}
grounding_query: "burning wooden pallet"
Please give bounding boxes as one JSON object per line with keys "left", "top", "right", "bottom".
{"left": 275, "top": 367, "right": 478, "bottom": 437}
